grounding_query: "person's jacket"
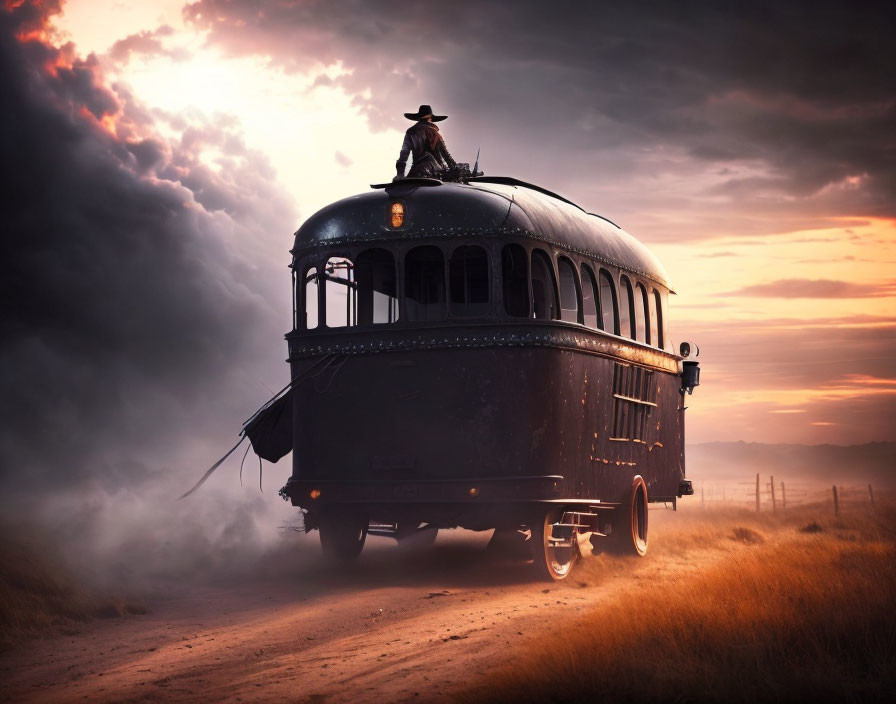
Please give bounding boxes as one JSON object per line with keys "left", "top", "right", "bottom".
{"left": 395, "top": 121, "right": 456, "bottom": 178}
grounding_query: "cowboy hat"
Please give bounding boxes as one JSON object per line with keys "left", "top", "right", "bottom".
{"left": 404, "top": 104, "right": 447, "bottom": 122}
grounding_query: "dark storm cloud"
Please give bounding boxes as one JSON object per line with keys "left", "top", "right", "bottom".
{"left": 183, "top": 0, "right": 896, "bottom": 237}
{"left": 720, "top": 279, "right": 896, "bottom": 298}
{"left": 0, "top": 2, "right": 295, "bottom": 503}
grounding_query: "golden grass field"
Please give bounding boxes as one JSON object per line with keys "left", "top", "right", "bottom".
{"left": 2, "top": 499, "right": 894, "bottom": 703}
{"left": 458, "top": 500, "right": 896, "bottom": 704}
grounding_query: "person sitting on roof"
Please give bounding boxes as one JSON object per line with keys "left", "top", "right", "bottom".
{"left": 395, "top": 104, "right": 457, "bottom": 180}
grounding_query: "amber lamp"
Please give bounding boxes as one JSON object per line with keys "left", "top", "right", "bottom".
{"left": 390, "top": 202, "right": 404, "bottom": 228}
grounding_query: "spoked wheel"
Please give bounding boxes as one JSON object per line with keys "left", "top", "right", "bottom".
{"left": 319, "top": 508, "right": 368, "bottom": 561}
{"left": 612, "top": 476, "right": 649, "bottom": 556}
{"left": 530, "top": 507, "right": 580, "bottom": 581}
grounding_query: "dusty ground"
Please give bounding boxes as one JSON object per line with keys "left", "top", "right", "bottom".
{"left": 1, "top": 510, "right": 737, "bottom": 703}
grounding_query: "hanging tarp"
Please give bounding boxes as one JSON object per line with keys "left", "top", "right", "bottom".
{"left": 243, "top": 389, "right": 293, "bottom": 463}
{"left": 180, "top": 354, "right": 342, "bottom": 499}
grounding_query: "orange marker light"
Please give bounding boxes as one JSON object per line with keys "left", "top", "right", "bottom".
{"left": 310, "top": 489, "right": 321, "bottom": 499}
{"left": 390, "top": 202, "right": 404, "bottom": 228}
{"left": 469, "top": 487, "right": 480, "bottom": 497}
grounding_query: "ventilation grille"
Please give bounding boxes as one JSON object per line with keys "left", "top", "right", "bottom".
{"left": 611, "top": 364, "right": 658, "bottom": 441}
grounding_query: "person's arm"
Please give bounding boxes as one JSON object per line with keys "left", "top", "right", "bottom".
{"left": 395, "top": 133, "right": 412, "bottom": 178}
{"left": 438, "top": 136, "right": 456, "bottom": 169}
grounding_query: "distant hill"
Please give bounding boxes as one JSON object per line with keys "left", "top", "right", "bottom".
{"left": 686, "top": 441, "right": 896, "bottom": 488}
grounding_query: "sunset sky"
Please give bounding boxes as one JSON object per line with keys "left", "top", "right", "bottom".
{"left": 2, "top": 0, "right": 894, "bottom": 512}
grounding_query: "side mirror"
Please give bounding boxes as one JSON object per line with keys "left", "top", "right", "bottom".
{"left": 679, "top": 341, "right": 691, "bottom": 358}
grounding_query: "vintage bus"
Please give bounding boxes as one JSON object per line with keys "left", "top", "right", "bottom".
{"left": 252, "top": 175, "right": 698, "bottom": 580}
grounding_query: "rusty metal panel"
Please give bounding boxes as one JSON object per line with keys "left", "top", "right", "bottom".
{"left": 284, "top": 337, "right": 685, "bottom": 517}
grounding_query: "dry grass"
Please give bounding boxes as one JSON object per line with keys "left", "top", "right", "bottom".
{"left": 458, "top": 502, "right": 896, "bottom": 704}
{"left": 0, "top": 523, "right": 145, "bottom": 650}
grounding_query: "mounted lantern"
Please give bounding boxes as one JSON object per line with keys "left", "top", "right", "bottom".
{"left": 681, "top": 360, "right": 700, "bottom": 395}
{"left": 390, "top": 201, "right": 405, "bottom": 228}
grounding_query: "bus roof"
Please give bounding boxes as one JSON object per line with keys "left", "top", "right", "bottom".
{"left": 292, "top": 176, "right": 673, "bottom": 290}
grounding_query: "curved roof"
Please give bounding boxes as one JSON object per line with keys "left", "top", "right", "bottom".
{"left": 292, "top": 177, "right": 673, "bottom": 290}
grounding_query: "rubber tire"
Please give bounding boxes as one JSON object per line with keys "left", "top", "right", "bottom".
{"left": 319, "top": 508, "right": 368, "bottom": 561}
{"left": 612, "top": 476, "right": 649, "bottom": 556}
{"left": 530, "top": 507, "right": 578, "bottom": 581}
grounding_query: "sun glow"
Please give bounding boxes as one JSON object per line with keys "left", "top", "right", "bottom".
{"left": 53, "top": 2, "right": 400, "bottom": 220}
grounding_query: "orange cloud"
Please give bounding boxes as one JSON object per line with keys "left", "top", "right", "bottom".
{"left": 720, "top": 279, "right": 896, "bottom": 299}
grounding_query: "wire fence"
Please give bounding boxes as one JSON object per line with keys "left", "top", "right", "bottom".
{"left": 686, "top": 475, "right": 879, "bottom": 515}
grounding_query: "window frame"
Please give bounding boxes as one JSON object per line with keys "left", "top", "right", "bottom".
{"left": 649, "top": 288, "right": 663, "bottom": 349}
{"left": 530, "top": 248, "right": 560, "bottom": 321}
{"left": 599, "top": 268, "right": 619, "bottom": 335}
{"left": 501, "top": 243, "right": 530, "bottom": 318}
{"left": 322, "top": 255, "right": 357, "bottom": 329}
{"left": 355, "top": 247, "right": 399, "bottom": 326}
{"left": 448, "top": 243, "right": 491, "bottom": 318}
{"left": 618, "top": 274, "right": 636, "bottom": 340}
{"left": 635, "top": 281, "right": 650, "bottom": 345}
{"left": 658, "top": 289, "right": 670, "bottom": 352}
{"left": 556, "top": 256, "right": 583, "bottom": 324}
{"left": 580, "top": 263, "right": 600, "bottom": 330}
{"left": 301, "top": 264, "right": 320, "bottom": 331}
{"left": 403, "top": 244, "right": 447, "bottom": 323}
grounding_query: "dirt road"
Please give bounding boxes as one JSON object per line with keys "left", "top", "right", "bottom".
{"left": 1, "top": 513, "right": 725, "bottom": 703}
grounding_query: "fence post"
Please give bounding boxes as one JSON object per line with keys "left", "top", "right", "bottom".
{"left": 756, "top": 473, "right": 760, "bottom": 513}
{"left": 833, "top": 485, "right": 840, "bottom": 516}
{"left": 781, "top": 482, "right": 786, "bottom": 510}
{"left": 869, "top": 484, "right": 875, "bottom": 508}
{"left": 770, "top": 476, "right": 777, "bottom": 513}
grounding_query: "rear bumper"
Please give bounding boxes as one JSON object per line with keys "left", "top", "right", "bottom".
{"left": 282, "top": 474, "right": 564, "bottom": 507}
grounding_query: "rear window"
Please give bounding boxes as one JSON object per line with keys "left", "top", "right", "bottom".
{"left": 405, "top": 246, "right": 446, "bottom": 322}
{"left": 531, "top": 249, "right": 558, "bottom": 320}
{"left": 557, "top": 257, "right": 580, "bottom": 323}
{"left": 449, "top": 245, "right": 490, "bottom": 317}
{"left": 502, "top": 244, "right": 529, "bottom": 317}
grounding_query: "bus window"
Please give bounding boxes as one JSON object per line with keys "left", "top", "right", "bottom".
{"left": 658, "top": 289, "right": 668, "bottom": 351}
{"left": 619, "top": 275, "right": 635, "bottom": 339}
{"left": 405, "top": 245, "right": 446, "bottom": 321}
{"left": 502, "top": 244, "right": 529, "bottom": 317}
{"left": 356, "top": 248, "right": 398, "bottom": 325}
{"left": 599, "top": 269, "right": 618, "bottom": 334}
{"left": 531, "top": 249, "right": 559, "bottom": 320}
{"left": 557, "top": 257, "right": 580, "bottom": 323}
{"left": 635, "top": 282, "right": 649, "bottom": 344}
{"left": 450, "top": 245, "right": 489, "bottom": 317}
{"left": 324, "top": 257, "right": 356, "bottom": 328}
{"left": 304, "top": 266, "right": 318, "bottom": 330}
{"left": 581, "top": 264, "right": 599, "bottom": 329}
{"left": 649, "top": 289, "right": 661, "bottom": 348}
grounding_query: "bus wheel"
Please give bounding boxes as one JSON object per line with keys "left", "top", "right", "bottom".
{"left": 319, "top": 508, "right": 368, "bottom": 561}
{"left": 613, "top": 476, "right": 648, "bottom": 557}
{"left": 530, "top": 507, "right": 579, "bottom": 581}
